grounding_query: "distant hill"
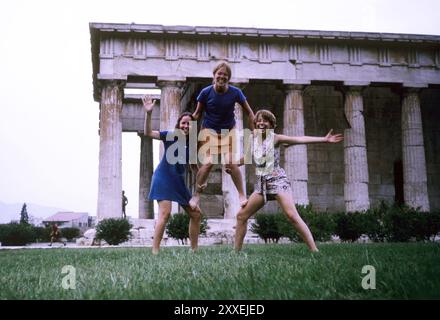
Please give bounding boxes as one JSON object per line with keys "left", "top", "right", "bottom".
{"left": 0, "top": 201, "right": 69, "bottom": 224}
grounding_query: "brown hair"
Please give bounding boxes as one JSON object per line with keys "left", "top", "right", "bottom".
{"left": 213, "top": 62, "right": 231, "bottom": 80}
{"left": 254, "top": 109, "right": 277, "bottom": 129}
{"left": 175, "top": 112, "right": 194, "bottom": 129}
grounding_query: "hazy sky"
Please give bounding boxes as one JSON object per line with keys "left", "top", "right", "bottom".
{"left": 1, "top": 0, "right": 439, "bottom": 217}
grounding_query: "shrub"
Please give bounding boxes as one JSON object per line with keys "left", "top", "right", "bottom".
{"left": 251, "top": 213, "right": 283, "bottom": 243}
{"left": 95, "top": 218, "right": 132, "bottom": 245}
{"left": 334, "top": 212, "right": 364, "bottom": 242}
{"left": 0, "top": 223, "right": 35, "bottom": 246}
{"left": 362, "top": 206, "right": 387, "bottom": 242}
{"left": 426, "top": 210, "right": 440, "bottom": 241}
{"left": 297, "top": 205, "right": 336, "bottom": 242}
{"left": 253, "top": 206, "right": 336, "bottom": 244}
{"left": 166, "top": 213, "right": 208, "bottom": 244}
{"left": 33, "top": 226, "right": 52, "bottom": 242}
{"left": 383, "top": 205, "right": 417, "bottom": 242}
{"left": 61, "top": 227, "right": 80, "bottom": 241}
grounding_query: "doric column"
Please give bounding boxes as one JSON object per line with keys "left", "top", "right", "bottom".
{"left": 222, "top": 81, "right": 247, "bottom": 219}
{"left": 157, "top": 79, "right": 184, "bottom": 131}
{"left": 401, "top": 87, "right": 430, "bottom": 211}
{"left": 157, "top": 79, "right": 184, "bottom": 214}
{"left": 283, "top": 84, "right": 309, "bottom": 205}
{"left": 97, "top": 80, "right": 124, "bottom": 219}
{"left": 138, "top": 133, "right": 154, "bottom": 219}
{"left": 343, "top": 85, "right": 370, "bottom": 212}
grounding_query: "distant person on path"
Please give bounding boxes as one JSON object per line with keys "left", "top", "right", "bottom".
{"left": 49, "top": 223, "right": 66, "bottom": 246}
{"left": 231, "top": 109, "right": 343, "bottom": 252}
{"left": 122, "top": 190, "right": 128, "bottom": 218}
{"left": 143, "top": 95, "right": 202, "bottom": 255}
{"left": 189, "top": 61, "right": 255, "bottom": 210}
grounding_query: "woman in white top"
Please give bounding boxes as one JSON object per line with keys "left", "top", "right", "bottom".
{"left": 232, "top": 109, "right": 343, "bottom": 252}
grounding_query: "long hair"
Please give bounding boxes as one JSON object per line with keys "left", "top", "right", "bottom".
{"left": 174, "top": 112, "right": 194, "bottom": 129}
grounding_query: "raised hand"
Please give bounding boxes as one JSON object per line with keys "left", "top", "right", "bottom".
{"left": 142, "top": 95, "right": 157, "bottom": 113}
{"left": 325, "top": 129, "right": 344, "bottom": 143}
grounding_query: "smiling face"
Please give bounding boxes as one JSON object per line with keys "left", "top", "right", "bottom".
{"left": 254, "top": 110, "right": 276, "bottom": 131}
{"left": 255, "top": 115, "right": 273, "bottom": 130}
{"left": 213, "top": 66, "right": 230, "bottom": 91}
{"left": 178, "top": 115, "right": 192, "bottom": 135}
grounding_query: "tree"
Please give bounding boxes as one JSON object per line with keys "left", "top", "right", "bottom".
{"left": 20, "top": 203, "right": 29, "bottom": 225}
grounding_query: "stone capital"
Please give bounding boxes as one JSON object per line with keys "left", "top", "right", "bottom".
{"left": 337, "top": 84, "right": 368, "bottom": 96}
{"left": 402, "top": 88, "right": 422, "bottom": 98}
{"left": 402, "top": 83, "right": 428, "bottom": 96}
{"left": 283, "top": 84, "right": 307, "bottom": 92}
{"left": 156, "top": 77, "right": 186, "bottom": 88}
{"left": 282, "top": 79, "right": 311, "bottom": 85}
{"left": 402, "top": 82, "right": 428, "bottom": 89}
{"left": 391, "top": 84, "right": 426, "bottom": 98}
{"left": 97, "top": 74, "right": 127, "bottom": 87}
{"left": 282, "top": 80, "right": 310, "bottom": 92}
{"left": 343, "top": 81, "right": 370, "bottom": 87}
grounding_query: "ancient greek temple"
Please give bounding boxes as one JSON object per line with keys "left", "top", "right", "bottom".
{"left": 89, "top": 23, "right": 440, "bottom": 220}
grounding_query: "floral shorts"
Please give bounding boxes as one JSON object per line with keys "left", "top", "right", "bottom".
{"left": 254, "top": 174, "right": 292, "bottom": 202}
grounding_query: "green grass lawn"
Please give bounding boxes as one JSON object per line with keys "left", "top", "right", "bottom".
{"left": 0, "top": 243, "right": 439, "bottom": 299}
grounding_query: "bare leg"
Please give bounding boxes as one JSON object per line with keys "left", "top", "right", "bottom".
{"left": 189, "top": 163, "right": 213, "bottom": 209}
{"left": 152, "top": 200, "right": 172, "bottom": 254}
{"left": 183, "top": 205, "right": 201, "bottom": 252}
{"left": 225, "top": 163, "right": 248, "bottom": 207}
{"left": 234, "top": 192, "right": 265, "bottom": 252}
{"left": 275, "top": 192, "right": 319, "bottom": 252}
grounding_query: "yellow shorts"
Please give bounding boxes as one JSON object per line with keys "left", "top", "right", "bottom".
{"left": 198, "top": 128, "right": 239, "bottom": 164}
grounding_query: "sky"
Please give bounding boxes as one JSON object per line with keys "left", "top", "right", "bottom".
{"left": 0, "top": 0, "right": 439, "bottom": 218}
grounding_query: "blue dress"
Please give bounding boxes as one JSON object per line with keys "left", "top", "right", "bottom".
{"left": 148, "top": 131, "right": 192, "bottom": 206}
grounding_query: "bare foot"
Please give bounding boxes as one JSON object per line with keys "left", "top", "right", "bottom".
{"left": 152, "top": 248, "right": 159, "bottom": 255}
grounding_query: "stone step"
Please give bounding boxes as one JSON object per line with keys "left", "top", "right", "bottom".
{"left": 76, "top": 218, "right": 261, "bottom": 246}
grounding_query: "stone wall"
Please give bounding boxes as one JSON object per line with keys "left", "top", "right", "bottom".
{"left": 304, "top": 86, "right": 346, "bottom": 211}
{"left": 422, "top": 89, "right": 440, "bottom": 210}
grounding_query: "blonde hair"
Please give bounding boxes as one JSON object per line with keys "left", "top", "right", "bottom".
{"left": 254, "top": 109, "right": 277, "bottom": 129}
{"left": 213, "top": 62, "right": 231, "bottom": 80}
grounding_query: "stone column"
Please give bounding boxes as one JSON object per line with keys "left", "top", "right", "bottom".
{"left": 138, "top": 133, "right": 154, "bottom": 219}
{"left": 222, "top": 95, "right": 246, "bottom": 219}
{"left": 157, "top": 79, "right": 184, "bottom": 214}
{"left": 343, "top": 86, "right": 370, "bottom": 212}
{"left": 401, "top": 88, "right": 430, "bottom": 211}
{"left": 97, "top": 81, "right": 124, "bottom": 219}
{"left": 283, "top": 84, "right": 309, "bottom": 205}
{"left": 157, "top": 79, "right": 184, "bottom": 131}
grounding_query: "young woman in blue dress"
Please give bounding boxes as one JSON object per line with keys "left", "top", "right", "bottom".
{"left": 143, "top": 95, "right": 201, "bottom": 254}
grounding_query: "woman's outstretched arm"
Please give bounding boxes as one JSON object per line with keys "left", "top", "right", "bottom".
{"left": 143, "top": 95, "right": 161, "bottom": 140}
{"left": 275, "top": 129, "right": 343, "bottom": 146}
